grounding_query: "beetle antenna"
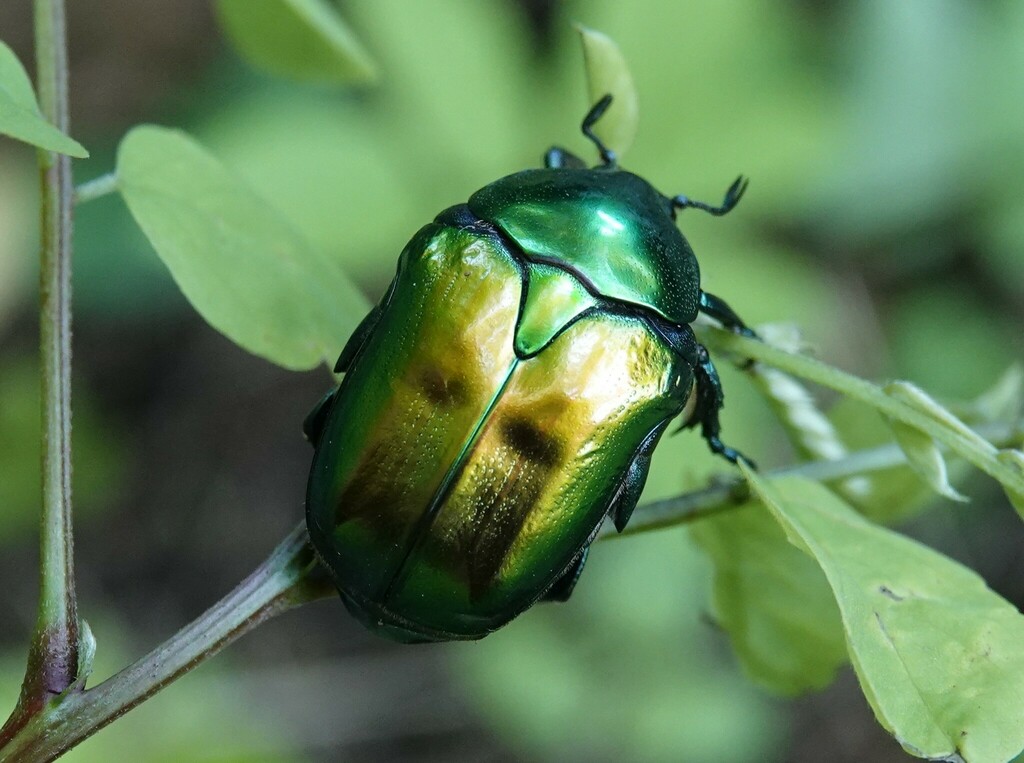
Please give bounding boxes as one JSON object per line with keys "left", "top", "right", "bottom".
{"left": 672, "top": 175, "right": 749, "bottom": 216}
{"left": 581, "top": 94, "right": 617, "bottom": 168}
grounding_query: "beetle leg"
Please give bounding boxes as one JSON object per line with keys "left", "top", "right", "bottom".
{"left": 541, "top": 547, "right": 590, "bottom": 603}
{"left": 689, "top": 345, "right": 757, "bottom": 468}
{"left": 699, "top": 291, "right": 757, "bottom": 339}
{"left": 310, "top": 280, "right": 396, "bottom": 445}
{"left": 334, "top": 267, "right": 404, "bottom": 374}
{"left": 334, "top": 302, "right": 384, "bottom": 374}
{"left": 610, "top": 425, "right": 665, "bottom": 532}
{"left": 580, "top": 94, "right": 617, "bottom": 167}
{"left": 302, "top": 388, "right": 336, "bottom": 445}
{"left": 543, "top": 146, "right": 587, "bottom": 169}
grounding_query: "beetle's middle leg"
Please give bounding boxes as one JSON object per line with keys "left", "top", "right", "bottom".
{"left": 688, "top": 345, "right": 756, "bottom": 468}
{"left": 541, "top": 547, "right": 589, "bottom": 603}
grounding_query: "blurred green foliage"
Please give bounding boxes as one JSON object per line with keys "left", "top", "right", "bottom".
{"left": 2, "top": 0, "right": 1023, "bottom": 760}
{"left": 215, "top": 0, "right": 377, "bottom": 85}
{"left": 0, "top": 358, "right": 122, "bottom": 545}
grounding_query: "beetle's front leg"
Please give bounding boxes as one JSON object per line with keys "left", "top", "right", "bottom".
{"left": 699, "top": 291, "right": 759, "bottom": 371}
{"left": 699, "top": 291, "right": 757, "bottom": 338}
{"left": 689, "top": 345, "right": 756, "bottom": 468}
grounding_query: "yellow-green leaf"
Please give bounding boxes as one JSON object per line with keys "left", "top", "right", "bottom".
{"left": 216, "top": 0, "right": 376, "bottom": 85}
{"left": 690, "top": 505, "right": 847, "bottom": 695}
{"left": 742, "top": 466, "right": 1024, "bottom": 763}
{"left": 0, "top": 41, "right": 87, "bottom": 157}
{"left": 117, "top": 125, "right": 369, "bottom": 370}
{"left": 576, "top": 24, "right": 639, "bottom": 158}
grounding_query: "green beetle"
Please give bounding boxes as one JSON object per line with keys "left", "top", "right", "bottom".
{"left": 304, "top": 96, "right": 755, "bottom": 642}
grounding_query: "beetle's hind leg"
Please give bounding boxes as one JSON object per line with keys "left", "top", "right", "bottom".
{"left": 541, "top": 547, "right": 589, "bottom": 603}
{"left": 685, "top": 345, "right": 756, "bottom": 468}
{"left": 543, "top": 146, "right": 587, "bottom": 169}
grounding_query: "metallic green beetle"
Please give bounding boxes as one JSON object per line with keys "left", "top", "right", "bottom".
{"left": 305, "top": 96, "right": 755, "bottom": 642}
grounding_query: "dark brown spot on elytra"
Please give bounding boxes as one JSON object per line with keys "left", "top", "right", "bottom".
{"left": 500, "top": 415, "right": 562, "bottom": 467}
{"left": 419, "top": 367, "right": 469, "bottom": 407}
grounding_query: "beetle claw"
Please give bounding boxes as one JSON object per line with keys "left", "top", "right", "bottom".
{"left": 707, "top": 435, "right": 757, "bottom": 469}
{"left": 723, "top": 175, "right": 749, "bottom": 211}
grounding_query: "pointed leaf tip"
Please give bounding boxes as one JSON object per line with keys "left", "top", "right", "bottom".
{"left": 887, "top": 417, "right": 969, "bottom": 502}
{"left": 883, "top": 381, "right": 981, "bottom": 502}
{"left": 0, "top": 41, "right": 88, "bottom": 157}
{"left": 116, "top": 125, "right": 369, "bottom": 371}
{"left": 575, "top": 24, "right": 639, "bottom": 158}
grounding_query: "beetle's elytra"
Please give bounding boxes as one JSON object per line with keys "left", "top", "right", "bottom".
{"left": 305, "top": 96, "right": 755, "bottom": 642}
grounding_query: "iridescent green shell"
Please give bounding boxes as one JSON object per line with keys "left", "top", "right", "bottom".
{"left": 468, "top": 168, "right": 701, "bottom": 324}
{"left": 306, "top": 224, "right": 692, "bottom": 641}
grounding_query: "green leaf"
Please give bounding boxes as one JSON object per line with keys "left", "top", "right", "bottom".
{"left": 116, "top": 125, "right": 369, "bottom": 370}
{"left": 690, "top": 504, "right": 847, "bottom": 695}
{"left": 576, "top": 24, "right": 639, "bottom": 158}
{"left": 742, "top": 466, "right": 1024, "bottom": 763}
{"left": 215, "top": 0, "right": 376, "bottom": 85}
{"left": 0, "top": 41, "right": 88, "bottom": 157}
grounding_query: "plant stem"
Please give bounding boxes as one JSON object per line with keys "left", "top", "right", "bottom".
{"left": 2, "top": 0, "right": 80, "bottom": 746}
{"left": 705, "top": 328, "right": 1024, "bottom": 498}
{"left": 598, "top": 418, "right": 1022, "bottom": 539}
{"left": 2, "top": 417, "right": 1019, "bottom": 760}
{"left": 72, "top": 172, "right": 117, "bottom": 205}
{"left": 0, "top": 525, "right": 333, "bottom": 763}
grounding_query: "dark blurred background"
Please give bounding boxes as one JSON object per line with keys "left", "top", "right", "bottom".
{"left": 1, "top": 1, "right": 1023, "bottom": 761}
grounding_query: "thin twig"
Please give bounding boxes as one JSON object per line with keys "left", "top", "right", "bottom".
{"left": 0, "top": 526, "right": 332, "bottom": 763}
{"left": 1, "top": 0, "right": 80, "bottom": 749}
{"left": 600, "top": 418, "right": 1023, "bottom": 539}
{"left": 34, "top": 0, "right": 78, "bottom": 699}
{"left": 73, "top": 172, "right": 117, "bottom": 205}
